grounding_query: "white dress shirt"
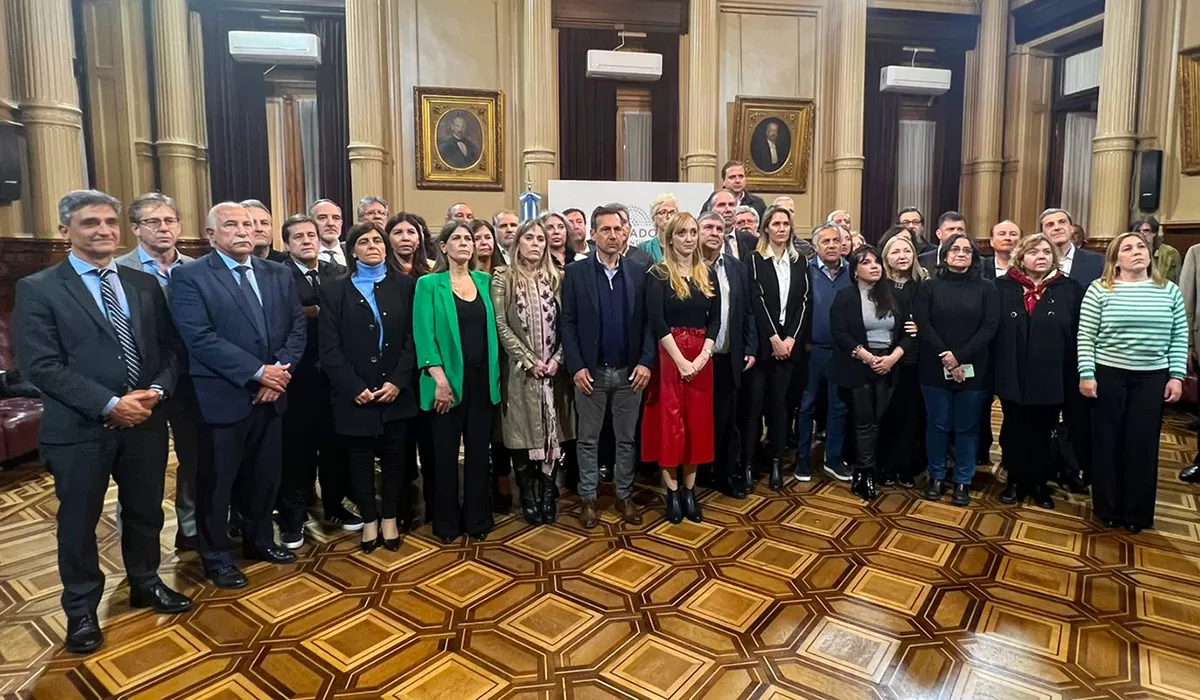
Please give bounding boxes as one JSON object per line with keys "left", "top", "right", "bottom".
{"left": 713, "top": 256, "right": 732, "bottom": 354}
{"left": 768, "top": 140, "right": 779, "bottom": 164}
{"left": 769, "top": 248, "right": 791, "bottom": 326}
{"left": 320, "top": 244, "right": 346, "bottom": 267}
{"left": 1058, "top": 243, "right": 1076, "bottom": 277}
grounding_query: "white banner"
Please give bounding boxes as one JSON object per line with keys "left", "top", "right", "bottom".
{"left": 547, "top": 180, "right": 715, "bottom": 248}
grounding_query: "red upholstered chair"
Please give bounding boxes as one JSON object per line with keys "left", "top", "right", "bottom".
{"left": 0, "top": 314, "right": 43, "bottom": 463}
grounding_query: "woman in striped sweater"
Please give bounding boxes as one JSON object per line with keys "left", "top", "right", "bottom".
{"left": 1078, "top": 231, "right": 1187, "bottom": 534}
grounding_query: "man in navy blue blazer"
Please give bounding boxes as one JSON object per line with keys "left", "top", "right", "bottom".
{"left": 170, "top": 202, "right": 306, "bottom": 588}
{"left": 561, "top": 204, "right": 655, "bottom": 529}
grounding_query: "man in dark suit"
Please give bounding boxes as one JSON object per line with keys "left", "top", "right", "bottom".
{"left": 705, "top": 189, "right": 758, "bottom": 263}
{"left": 170, "top": 201, "right": 307, "bottom": 588}
{"left": 917, "top": 211, "right": 967, "bottom": 271}
{"left": 1040, "top": 207, "right": 1100, "bottom": 492}
{"left": 437, "top": 113, "right": 481, "bottom": 168}
{"left": 750, "top": 119, "right": 791, "bottom": 174}
{"left": 702, "top": 161, "right": 767, "bottom": 218}
{"left": 698, "top": 212, "right": 758, "bottom": 497}
{"left": 274, "top": 214, "right": 359, "bottom": 549}
{"left": 562, "top": 204, "right": 655, "bottom": 528}
{"left": 14, "top": 190, "right": 191, "bottom": 654}
{"left": 115, "top": 192, "right": 201, "bottom": 552}
{"left": 243, "top": 198, "right": 289, "bottom": 263}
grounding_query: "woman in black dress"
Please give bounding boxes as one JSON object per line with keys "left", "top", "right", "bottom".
{"left": 829, "top": 246, "right": 913, "bottom": 499}
{"left": 877, "top": 232, "right": 927, "bottom": 486}
{"left": 319, "top": 223, "right": 417, "bottom": 552}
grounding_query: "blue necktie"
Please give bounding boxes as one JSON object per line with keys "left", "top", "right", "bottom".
{"left": 234, "top": 265, "right": 268, "bottom": 339}
{"left": 97, "top": 269, "right": 142, "bottom": 389}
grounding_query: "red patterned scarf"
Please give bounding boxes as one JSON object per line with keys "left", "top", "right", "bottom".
{"left": 1008, "top": 268, "right": 1058, "bottom": 314}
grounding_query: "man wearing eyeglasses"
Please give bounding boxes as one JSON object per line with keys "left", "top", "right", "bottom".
{"left": 116, "top": 192, "right": 200, "bottom": 552}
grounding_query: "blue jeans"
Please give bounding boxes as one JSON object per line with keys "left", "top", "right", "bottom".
{"left": 796, "top": 345, "right": 846, "bottom": 466}
{"left": 921, "top": 386, "right": 987, "bottom": 484}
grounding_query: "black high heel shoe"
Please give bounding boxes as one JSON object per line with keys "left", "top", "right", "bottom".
{"left": 359, "top": 521, "right": 382, "bottom": 553}
{"left": 382, "top": 519, "right": 402, "bottom": 551}
{"left": 681, "top": 487, "right": 703, "bottom": 523}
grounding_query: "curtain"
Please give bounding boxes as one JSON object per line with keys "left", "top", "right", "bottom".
{"left": 1061, "top": 113, "right": 1096, "bottom": 232}
{"left": 933, "top": 49, "right": 966, "bottom": 219}
{"left": 646, "top": 32, "right": 680, "bottom": 182}
{"left": 860, "top": 43, "right": 901, "bottom": 244}
{"left": 559, "top": 29, "right": 618, "bottom": 181}
{"left": 299, "top": 96, "right": 321, "bottom": 207}
{"left": 200, "top": 9, "right": 271, "bottom": 207}
{"left": 282, "top": 97, "right": 306, "bottom": 216}
{"left": 308, "top": 17, "right": 350, "bottom": 216}
{"left": 622, "top": 111, "right": 653, "bottom": 181}
{"left": 896, "top": 120, "right": 937, "bottom": 227}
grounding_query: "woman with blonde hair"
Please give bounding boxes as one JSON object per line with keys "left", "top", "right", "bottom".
{"left": 1079, "top": 231, "right": 1187, "bottom": 533}
{"left": 992, "top": 234, "right": 1083, "bottom": 509}
{"left": 491, "top": 219, "right": 574, "bottom": 525}
{"left": 876, "top": 231, "right": 927, "bottom": 487}
{"left": 642, "top": 212, "right": 721, "bottom": 523}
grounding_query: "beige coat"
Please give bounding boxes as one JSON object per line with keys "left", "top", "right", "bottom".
{"left": 1181, "top": 245, "right": 1200, "bottom": 361}
{"left": 490, "top": 267, "right": 577, "bottom": 451}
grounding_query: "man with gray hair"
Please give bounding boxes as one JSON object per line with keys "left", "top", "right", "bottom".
{"left": 448, "top": 201, "right": 473, "bottom": 223}
{"left": 733, "top": 204, "right": 759, "bottom": 235}
{"left": 493, "top": 209, "right": 519, "bottom": 264}
{"left": 357, "top": 196, "right": 388, "bottom": 228}
{"left": 15, "top": 189, "right": 190, "bottom": 653}
{"left": 309, "top": 199, "right": 346, "bottom": 266}
{"left": 116, "top": 192, "right": 201, "bottom": 552}
{"left": 240, "top": 199, "right": 287, "bottom": 262}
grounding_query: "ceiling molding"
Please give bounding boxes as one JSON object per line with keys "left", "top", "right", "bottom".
{"left": 1011, "top": 0, "right": 1103, "bottom": 46}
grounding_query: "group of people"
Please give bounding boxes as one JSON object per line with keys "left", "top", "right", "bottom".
{"left": 11, "top": 158, "right": 1191, "bottom": 656}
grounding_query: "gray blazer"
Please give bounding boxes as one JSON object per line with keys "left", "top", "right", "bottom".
{"left": 115, "top": 246, "right": 196, "bottom": 299}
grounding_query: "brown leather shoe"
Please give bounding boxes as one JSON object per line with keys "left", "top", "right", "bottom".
{"left": 580, "top": 500, "right": 599, "bottom": 529}
{"left": 616, "top": 497, "right": 642, "bottom": 525}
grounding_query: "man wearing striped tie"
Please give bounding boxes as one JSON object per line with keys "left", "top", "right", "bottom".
{"left": 14, "top": 190, "right": 189, "bottom": 655}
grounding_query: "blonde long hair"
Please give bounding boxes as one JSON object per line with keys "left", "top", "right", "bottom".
{"left": 505, "top": 219, "right": 562, "bottom": 297}
{"left": 755, "top": 205, "right": 800, "bottom": 261}
{"left": 1099, "top": 231, "right": 1166, "bottom": 290}
{"left": 652, "top": 212, "right": 714, "bottom": 299}
{"left": 881, "top": 235, "right": 927, "bottom": 281}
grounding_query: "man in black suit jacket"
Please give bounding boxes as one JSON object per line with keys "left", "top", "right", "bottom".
{"left": 1041, "top": 208, "right": 1104, "bottom": 285}
{"left": 437, "top": 113, "right": 481, "bottom": 168}
{"left": 170, "top": 202, "right": 307, "bottom": 589}
{"left": 242, "top": 198, "right": 289, "bottom": 263}
{"left": 14, "top": 190, "right": 191, "bottom": 654}
{"left": 917, "top": 211, "right": 967, "bottom": 271}
{"left": 562, "top": 205, "right": 656, "bottom": 528}
{"left": 699, "top": 212, "right": 759, "bottom": 497}
{"left": 705, "top": 189, "right": 757, "bottom": 263}
{"left": 274, "top": 214, "right": 357, "bottom": 548}
{"left": 702, "top": 161, "right": 767, "bottom": 218}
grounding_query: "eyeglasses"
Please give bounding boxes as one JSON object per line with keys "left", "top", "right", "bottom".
{"left": 138, "top": 217, "right": 180, "bottom": 228}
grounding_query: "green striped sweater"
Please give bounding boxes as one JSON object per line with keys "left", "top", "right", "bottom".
{"left": 1077, "top": 279, "right": 1188, "bottom": 380}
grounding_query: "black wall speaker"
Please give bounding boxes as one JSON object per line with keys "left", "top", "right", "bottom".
{"left": 0, "top": 123, "right": 21, "bottom": 203}
{"left": 1138, "top": 149, "right": 1163, "bottom": 213}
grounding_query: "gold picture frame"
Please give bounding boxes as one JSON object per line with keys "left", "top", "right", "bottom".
{"left": 730, "top": 96, "right": 815, "bottom": 193}
{"left": 1178, "top": 48, "right": 1200, "bottom": 176}
{"left": 415, "top": 87, "right": 505, "bottom": 190}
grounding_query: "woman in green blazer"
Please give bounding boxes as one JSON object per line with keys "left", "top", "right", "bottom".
{"left": 413, "top": 220, "right": 502, "bottom": 544}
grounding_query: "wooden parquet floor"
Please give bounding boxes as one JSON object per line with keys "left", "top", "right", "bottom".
{"left": 3, "top": 410, "right": 1200, "bottom": 699}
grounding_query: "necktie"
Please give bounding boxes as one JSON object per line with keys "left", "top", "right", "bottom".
{"left": 234, "top": 265, "right": 268, "bottom": 339}
{"left": 307, "top": 269, "right": 320, "bottom": 290}
{"left": 97, "top": 269, "right": 142, "bottom": 389}
{"left": 724, "top": 235, "right": 735, "bottom": 258}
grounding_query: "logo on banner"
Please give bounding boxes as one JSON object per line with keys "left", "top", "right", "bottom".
{"left": 626, "top": 206, "right": 654, "bottom": 246}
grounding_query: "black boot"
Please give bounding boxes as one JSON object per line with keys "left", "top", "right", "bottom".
{"left": 769, "top": 459, "right": 783, "bottom": 491}
{"left": 513, "top": 460, "right": 543, "bottom": 525}
{"left": 850, "top": 469, "right": 876, "bottom": 500}
{"left": 923, "top": 479, "right": 943, "bottom": 501}
{"left": 665, "top": 489, "right": 684, "bottom": 524}
{"left": 681, "top": 486, "right": 703, "bottom": 523}
{"left": 952, "top": 483, "right": 971, "bottom": 507}
{"left": 1032, "top": 484, "right": 1055, "bottom": 509}
{"left": 1057, "top": 469, "right": 1089, "bottom": 495}
{"left": 999, "top": 482, "right": 1019, "bottom": 504}
{"left": 862, "top": 470, "right": 876, "bottom": 499}
{"left": 540, "top": 464, "right": 559, "bottom": 524}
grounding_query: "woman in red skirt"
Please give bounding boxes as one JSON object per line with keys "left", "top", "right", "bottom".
{"left": 642, "top": 212, "right": 721, "bottom": 524}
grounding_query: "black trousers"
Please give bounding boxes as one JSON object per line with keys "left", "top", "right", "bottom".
{"left": 841, "top": 376, "right": 895, "bottom": 472}
{"left": 409, "top": 412, "right": 436, "bottom": 521}
{"left": 197, "top": 405, "right": 282, "bottom": 571}
{"left": 347, "top": 419, "right": 410, "bottom": 523}
{"left": 44, "top": 412, "right": 168, "bottom": 618}
{"left": 1091, "top": 365, "right": 1167, "bottom": 529}
{"left": 431, "top": 373, "right": 494, "bottom": 539}
{"left": 999, "top": 400, "right": 1059, "bottom": 491}
{"left": 277, "top": 371, "right": 350, "bottom": 530}
{"left": 1063, "top": 378, "right": 1093, "bottom": 481}
{"left": 743, "top": 357, "right": 801, "bottom": 462}
{"left": 711, "top": 354, "right": 741, "bottom": 484}
{"left": 878, "top": 364, "right": 924, "bottom": 479}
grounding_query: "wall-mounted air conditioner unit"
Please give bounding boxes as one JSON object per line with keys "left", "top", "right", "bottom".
{"left": 228, "top": 31, "right": 321, "bottom": 66}
{"left": 586, "top": 50, "right": 662, "bottom": 81}
{"left": 880, "top": 65, "right": 951, "bottom": 96}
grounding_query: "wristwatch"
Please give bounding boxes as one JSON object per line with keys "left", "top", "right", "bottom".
{"left": 150, "top": 386, "right": 167, "bottom": 402}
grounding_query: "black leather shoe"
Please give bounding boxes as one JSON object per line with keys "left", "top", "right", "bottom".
{"left": 952, "top": 483, "right": 970, "bottom": 507}
{"left": 540, "top": 470, "right": 559, "bottom": 524}
{"left": 438, "top": 534, "right": 459, "bottom": 545}
{"left": 878, "top": 472, "right": 897, "bottom": 487}
{"left": 681, "top": 487, "right": 703, "bottom": 523}
{"left": 245, "top": 546, "right": 296, "bottom": 564}
{"left": 130, "top": 582, "right": 192, "bottom": 614}
{"left": 174, "top": 532, "right": 199, "bottom": 552}
{"left": 1124, "top": 524, "right": 1144, "bottom": 535}
{"left": 999, "top": 482, "right": 1019, "bottom": 504}
{"left": 897, "top": 473, "right": 916, "bottom": 488}
{"left": 769, "top": 459, "right": 783, "bottom": 491}
{"left": 514, "top": 463, "right": 544, "bottom": 525}
{"left": 469, "top": 531, "right": 489, "bottom": 541}
{"left": 359, "top": 535, "right": 382, "bottom": 554}
{"left": 1032, "top": 486, "right": 1055, "bottom": 510}
{"left": 65, "top": 613, "right": 103, "bottom": 654}
{"left": 209, "top": 564, "right": 248, "bottom": 589}
{"left": 1180, "top": 463, "right": 1200, "bottom": 483}
{"left": 923, "top": 480, "right": 943, "bottom": 501}
{"left": 383, "top": 536, "right": 401, "bottom": 552}
{"left": 1102, "top": 518, "right": 1122, "bottom": 529}
{"left": 1057, "top": 471, "right": 1089, "bottom": 495}
{"left": 665, "top": 489, "right": 683, "bottom": 524}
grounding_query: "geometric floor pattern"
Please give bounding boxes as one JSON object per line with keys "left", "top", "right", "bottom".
{"left": 2, "top": 408, "right": 1200, "bottom": 699}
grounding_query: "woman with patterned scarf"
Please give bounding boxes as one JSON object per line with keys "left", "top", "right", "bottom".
{"left": 992, "top": 234, "right": 1083, "bottom": 509}
{"left": 491, "top": 219, "right": 576, "bottom": 525}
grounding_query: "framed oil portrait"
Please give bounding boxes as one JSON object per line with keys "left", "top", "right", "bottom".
{"left": 415, "top": 87, "right": 505, "bottom": 190}
{"left": 730, "top": 96, "right": 815, "bottom": 193}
